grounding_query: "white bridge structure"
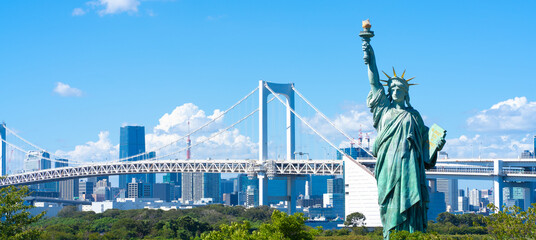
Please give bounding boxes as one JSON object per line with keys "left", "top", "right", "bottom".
{"left": 1, "top": 81, "right": 536, "bottom": 227}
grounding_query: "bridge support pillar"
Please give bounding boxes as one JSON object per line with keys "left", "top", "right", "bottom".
{"left": 258, "top": 173, "right": 269, "bottom": 206}
{"left": 493, "top": 159, "right": 503, "bottom": 212}
{"left": 0, "top": 122, "right": 5, "bottom": 176}
{"left": 287, "top": 175, "right": 297, "bottom": 214}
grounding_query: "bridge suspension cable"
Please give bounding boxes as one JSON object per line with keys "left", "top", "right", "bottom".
{"left": 0, "top": 138, "right": 84, "bottom": 165}
{"left": 111, "top": 86, "right": 260, "bottom": 163}
{"left": 291, "top": 86, "right": 375, "bottom": 158}
{"left": 264, "top": 83, "right": 373, "bottom": 175}
{"left": 3, "top": 126, "right": 72, "bottom": 160}
{"left": 151, "top": 96, "right": 276, "bottom": 161}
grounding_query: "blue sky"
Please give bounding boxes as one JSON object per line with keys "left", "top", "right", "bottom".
{"left": 1, "top": 1, "right": 536, "bottom": 188}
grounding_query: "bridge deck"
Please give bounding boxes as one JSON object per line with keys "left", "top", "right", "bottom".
{"left": 2, "top": 158, "right": 536, "bottom": 187}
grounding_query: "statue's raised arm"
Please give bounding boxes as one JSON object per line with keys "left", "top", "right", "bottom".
{"left": 359, "top": 20, "right": 382, "bottom": 93}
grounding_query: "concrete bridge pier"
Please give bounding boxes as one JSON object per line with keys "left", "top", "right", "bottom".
{"left": 493, "top": 159, "right": 503, "bottom": 211}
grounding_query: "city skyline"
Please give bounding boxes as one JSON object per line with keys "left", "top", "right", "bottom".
{"left": 2, "top": 1, "right": 536, "bottom": 172}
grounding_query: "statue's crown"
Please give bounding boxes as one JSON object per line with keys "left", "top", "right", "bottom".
{"left": 380, "top": 67, "right": 417, "bottom": 89}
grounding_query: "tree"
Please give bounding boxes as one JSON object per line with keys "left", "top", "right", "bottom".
{"left": 201, "top": 210, "right": 320, "bottom": 240}
{"left": 485, "top": 203, "right": 536, "bottom": 239}
{"left": 344, "top": 212, "right": 366, "bottom": 227}
{"left": 0, "top": 184, "right": 44, "bottom": 240}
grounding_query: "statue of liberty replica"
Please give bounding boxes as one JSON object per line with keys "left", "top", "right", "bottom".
{"left": 359, "top": 20, "right": 446, "bottom": 239}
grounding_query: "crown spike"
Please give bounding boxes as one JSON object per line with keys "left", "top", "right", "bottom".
{"left": 392, "top": 67, "right": 397, "bottom": 77}
{"left": 406, "top": 77, "right": 415, "bottom": 82}
{"left": 382, "top": 71, "right": 391, "bottom": 79}
{"left": 380, "top": 80, "right": 388, "bottom": 83}
{"left": 401, "top": 69, "right": 406, "bottom": 78}
{"left": 382, "top": 84, "right": 388, "bottom": 86}
{"left": 408, "top": 83, "right": 418, "bottom": 86}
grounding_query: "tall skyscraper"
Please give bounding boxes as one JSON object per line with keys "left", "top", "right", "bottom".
{"left": 154, "top": 183, "right": 172, "bottom": 202}
{"left": 55, "top": 158, "right": 79, "bottom": 200}
{"left": 310, "top": 175, "right": 333, "bottom": 196}
{"left": 181, "top": 173, "right": 220, "bottom": 203}
{"left": 204, "top": 173, "right": 221, "bottom": 202}
{"left": 59, "top": 178, "right": 79, "bottom": 200}
{"left": 119, "top": 126, "right": 155, "bottom": 189}
{"left": 327, "top": 178, "right": 344, "bottom": 194}
{"left": 79, "top": 180, "right": 94, "bottom": 201}
{"left": 234, "top": 174, "right": 258, "bottom": 205}
{"left": 437, "top": 179, "right": 458, "bottom": 211}
{"left": 0, "top": 122, "right": 6, "bottom": 176}
{"left": 469, "top": 189, "right": 481, "bottom": 211}
{"left": 220, "top": 179, "right": 234, "bottom": 195}
{"left": 25, "top": 150, "right": 51, "bottom": 172}
{"left": 25, "top": 151, "right": 52, "bottom": 191}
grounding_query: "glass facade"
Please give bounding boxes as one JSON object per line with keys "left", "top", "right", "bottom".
{"left": 118, "top": 126, "right": 156, "bottom": 189}
{"left": 0, "top": 122, "right": 6, "bottom": 176}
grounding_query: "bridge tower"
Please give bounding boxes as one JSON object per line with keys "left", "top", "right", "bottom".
{"left": 0, "top": 122, "right": 6, "bottom": 176}
{"left": 258, "top": 80, "right": 298, "bottom": 214}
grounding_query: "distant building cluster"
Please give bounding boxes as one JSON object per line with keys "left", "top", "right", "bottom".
{"left": 14, "top": 126, "right": 536, "bottom": 223}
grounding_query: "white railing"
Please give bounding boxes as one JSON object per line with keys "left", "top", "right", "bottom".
{"left": 0, "top": 159, "right": 344, "bottom": 187}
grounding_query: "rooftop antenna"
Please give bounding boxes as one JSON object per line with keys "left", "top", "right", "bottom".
{"left": 187, "top": 120, "right": 191, "bottom": 160}
{"left": 366, "top": 133, "right": 370, "bottom": 149}
{"left": 358, "top": 126, "right": 363, "bottom": 147}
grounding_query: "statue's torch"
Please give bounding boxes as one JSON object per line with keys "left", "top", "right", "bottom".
{"left": 359, "top": 19, "right": 374, "bottom": 64}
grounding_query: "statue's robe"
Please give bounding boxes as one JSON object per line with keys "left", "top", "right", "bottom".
{"left": 367, "top": 89, "right": 436, "bottom": 239}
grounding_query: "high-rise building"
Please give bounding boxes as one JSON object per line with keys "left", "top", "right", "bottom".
{"left": 204, "top": 173, "right": 221, "bottom": 202}
{"left": 127, "top": 179, "right": 153, "bottom": 199}
{"left": 246, "top": 185, "right": 257, "bottom": 207}
{"left": 458, "top": 196, "right": 469, "bottom": 212}
{"left": 119, "top": 126, "right": 156, "bottom": 189}
{"left": 322, "top": 193, "right": 345, "bottom": 218}
{"left": 309, "top": 175, "right": 333, "bottom": 196}
{"left": 181, "top": 173, "right": 220, "bottom": 203}
{"left": 221, "top": 179, "right": 234, "bottom": 195}
{"left": 164, "top": 173, "right": 181, "bottom": 186}
{"left": 25, "top": 150, "right": 51, "bottom": 172}
{"left": 520, "top": 150, "right": 534, "bottom": 159}
{"left": 154, "top": 183, "right": 172, "bottom": 202}
{"left": 79, "top": 180, "right": 94, "bottom": 201}
{"left": 223, "top": 193, "right": 239, "bottom": 206}
{"left": 437, "top": 179, "right": 458, "bottom": 212}
{"left": 458, "top": 189, "right": 465, "bottom": 198}
{"left": 25, "top": 151, "right": 53, "bottom": 191}
{"left": 234, "top": 174, "right": 259, "bottom": 205}
{"left": 469, "top": 189, "right": 481, "bottom": 211}
{"left": 0, "top": 122, "right": 6, "bottom": 176}
{"left": 327, "top": 178, "right": 344, "bottom": 194}
{"left": 55, "top": 158, "right": 79, "bottom": 200}
{"left": 337, "top": 146, "right": 373, "bottom": 159}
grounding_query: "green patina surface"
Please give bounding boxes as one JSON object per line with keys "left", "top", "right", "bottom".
{"left": 360, "top": 21, "right": 446, "bottom": 239}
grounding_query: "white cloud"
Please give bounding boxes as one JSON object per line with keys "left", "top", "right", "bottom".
{"left": 304, "top": 103, "right": 375, "bottom": 146}
{"left": 147, "top": 103, "right": 257, "bottom": 160}
{"left": 55, "top": 131, "right": 118, "bottom": 163}
{"left": 154, "top": 103, "right": 224, "bottom": 134}
{"left": 445, "top": 97, "right": 536, "bottom": 158}
{"left": 95, "top": 0, "right": 140, "bottom": 15}
{"left": 467, "top": 97, "right": 536, "bottom": 132}
{"left": 72, "top": 8, "right": 86, "bottom": 16}
{"left": 442, "top": 133, "right": 534, "bottom": 159}
{"left": 53, "top": 82, "right": 83, "bottom": 97}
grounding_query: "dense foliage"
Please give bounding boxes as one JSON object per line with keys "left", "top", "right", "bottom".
{"left": 485, "top": 203, "right": 536, "bottom": 239}
{"left": 202, "top": 210, "right": 321, "bottom": 240}
{"left": 33, "top": 204, "right": 274, "bottom": 239}
{"left": 2, "top": 188, "right": 534, "bottom": 240}
{"left": 0, "top": 184, "right": 44, "bottom": 240}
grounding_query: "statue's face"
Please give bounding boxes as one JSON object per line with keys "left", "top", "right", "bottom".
{"left": 390, "top": 85, "right": 406, "bottom": 103}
